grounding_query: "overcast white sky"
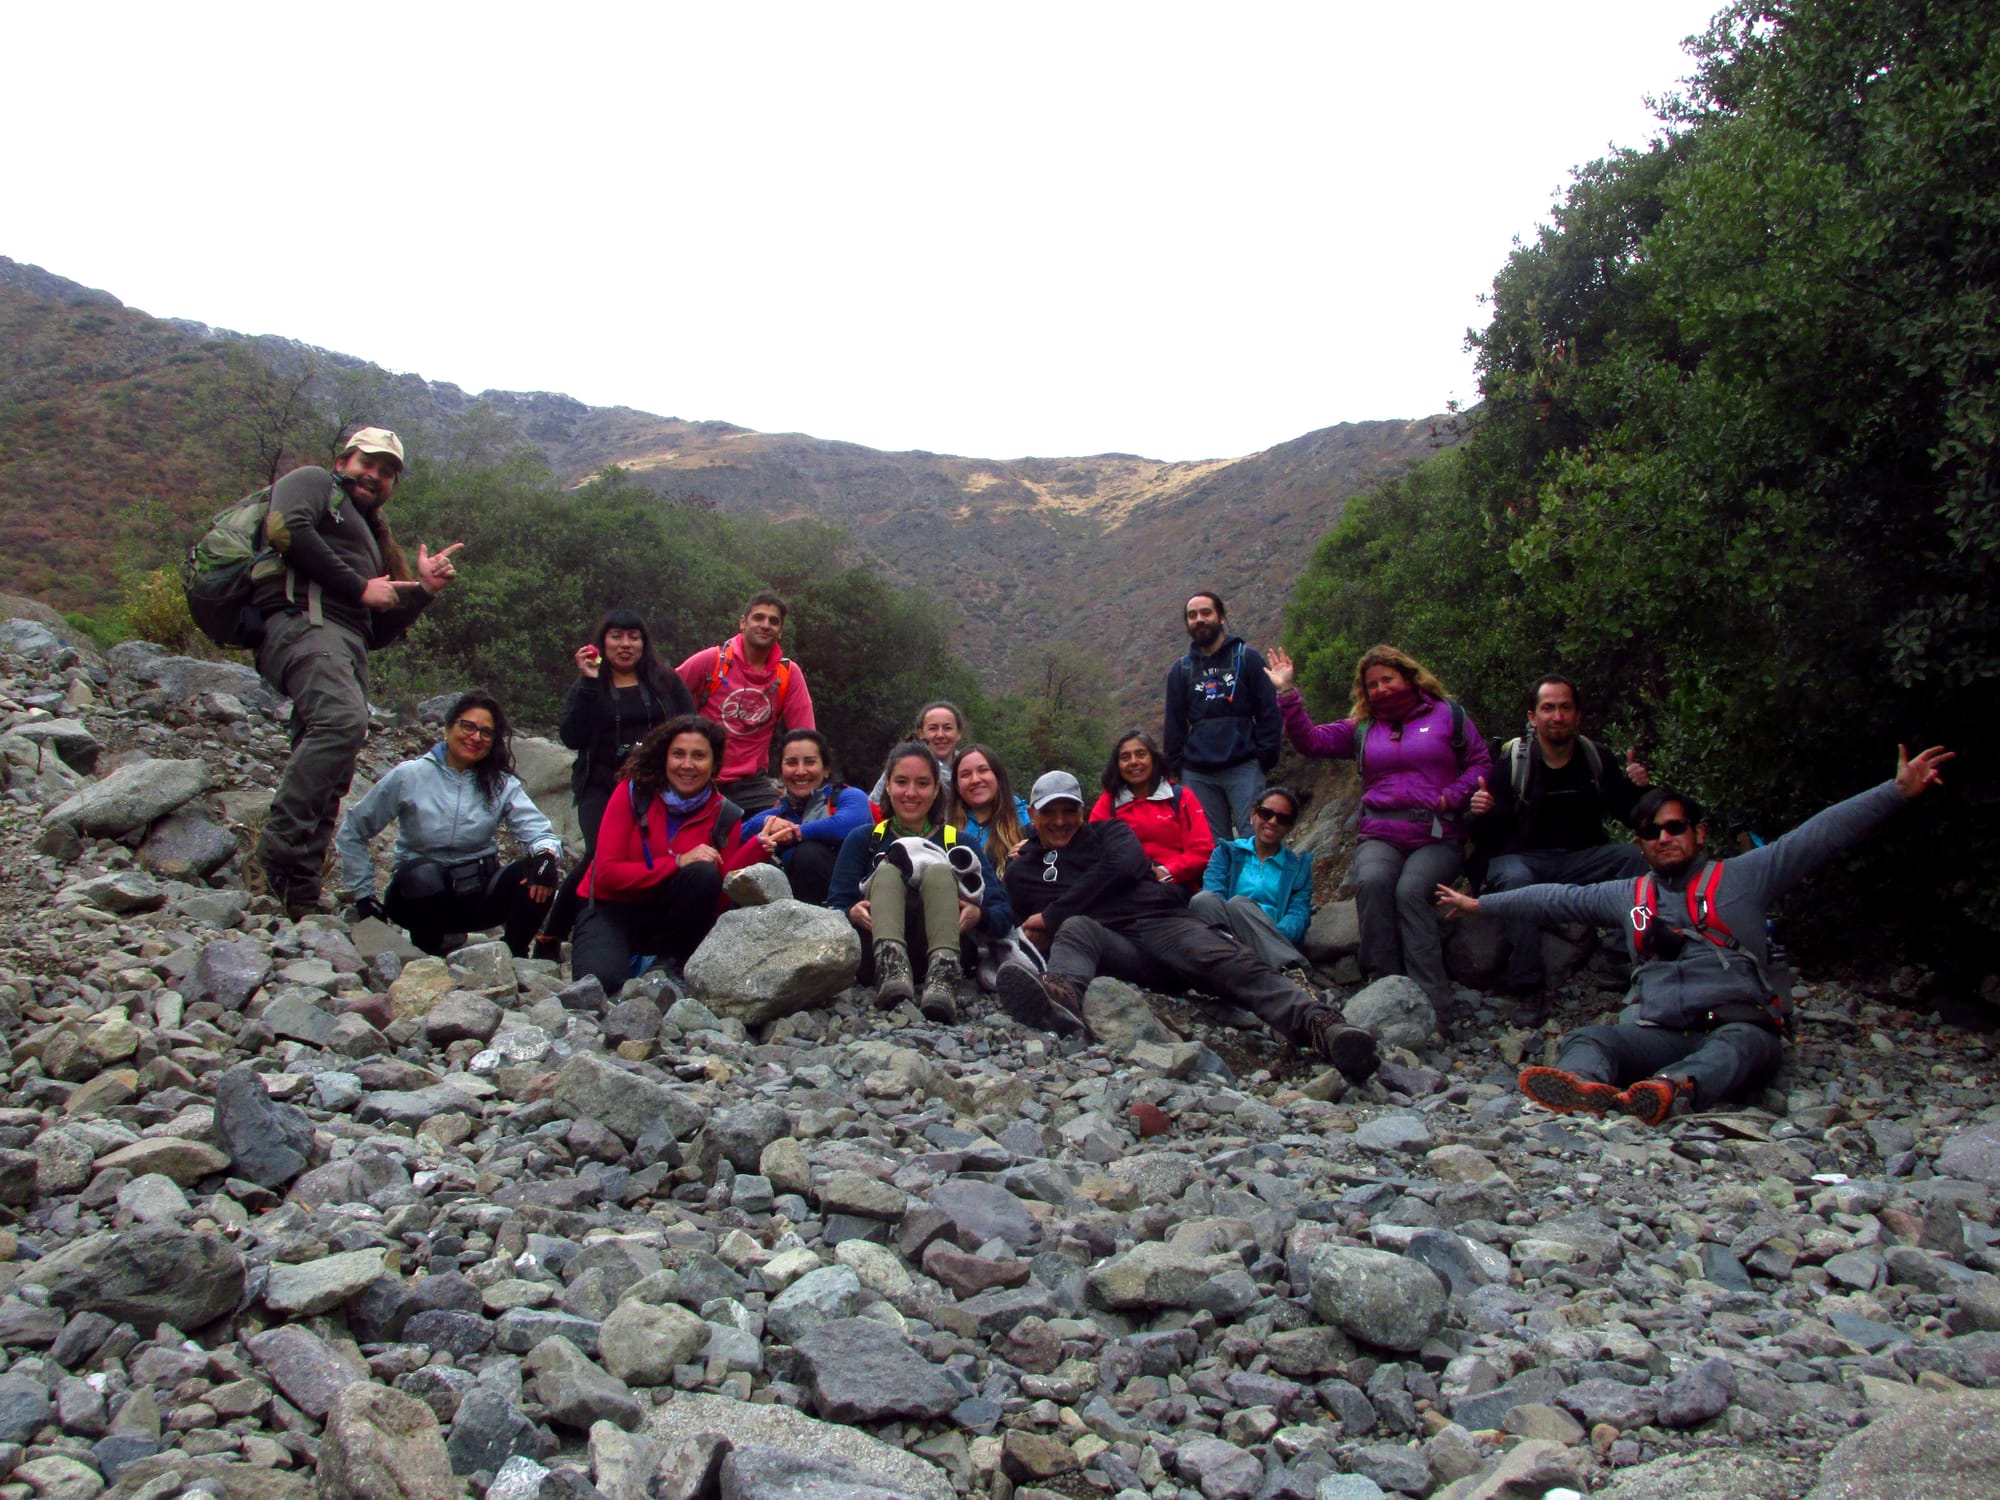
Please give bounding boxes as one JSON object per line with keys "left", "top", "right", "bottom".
{"left": 5, "top": 3, "right": 1719, "bottom": 462}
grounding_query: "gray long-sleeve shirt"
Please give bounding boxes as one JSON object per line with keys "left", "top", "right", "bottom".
{"left": 335, "top": 746, "right": 561, "bottom": 900}
{"left": 1480, "top": 781, "right": 1906, "bottom": 1029}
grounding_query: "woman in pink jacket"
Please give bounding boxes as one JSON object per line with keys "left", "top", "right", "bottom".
{"left": 1265, "top": 644, "right": 1491, "bottom": 1017}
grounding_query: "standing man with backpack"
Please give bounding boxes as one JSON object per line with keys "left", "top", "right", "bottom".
{"left": 1468, "top": 674, "right": 1652, "bottom": 997}
{"left": 1163, "top": 591, "right": 1281, "bottom": 840}
{"left": 1435, "top": 745, "right": 1953, "bottom": 1123}
{"left": 249, "top": 428, "right": 461, "bottom": 919}
{"left": 677, "top": 593, "right": 815, "bottom": 816}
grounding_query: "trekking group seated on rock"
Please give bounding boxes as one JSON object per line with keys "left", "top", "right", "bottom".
{"left": 268, "top": 447, "right": 1950, "bottom": 1129}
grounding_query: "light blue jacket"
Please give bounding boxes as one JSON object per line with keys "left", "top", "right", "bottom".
{"left": 1202, "top": 837, "right": 1315, "bottom": 943}
{"left": 335, "top": 745, "right": 561, "bottom": 900}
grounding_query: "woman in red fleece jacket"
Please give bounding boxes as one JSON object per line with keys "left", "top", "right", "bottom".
{"left": 572, "top": 715, "right": 764, "bottom": 998}
{"left": 1087, "top": 728, "right": 1215, "bottom": 891}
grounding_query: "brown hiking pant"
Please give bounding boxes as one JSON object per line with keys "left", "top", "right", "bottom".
{"left": 255, "top": 612, "right": 370, "bottom": 906}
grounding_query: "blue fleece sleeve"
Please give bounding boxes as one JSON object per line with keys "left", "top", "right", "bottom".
{"left": 973, "top": 838, "right": 1011, "bottom": 936}
{"left": 1202, "top": 844, "right": 1232, "bottom": 897}
{"left": 803, "top": 785, "right": 874, "bottom": 847}
{"left": 1280, "top": 851, "right": 1314, "bottom": 943}
{"left": 826, "top": 824, "right": 875, "bottom": 912}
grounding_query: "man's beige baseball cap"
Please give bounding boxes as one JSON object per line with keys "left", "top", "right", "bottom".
{"left": 340, "top": 427, "right": 406, "bottom": 469}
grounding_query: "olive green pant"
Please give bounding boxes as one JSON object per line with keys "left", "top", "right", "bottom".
{"left": 256, "top": 612, "right": 371, "bottom": 906}
{"left": 867, "top": 861, "right": 961, "bottom": 962}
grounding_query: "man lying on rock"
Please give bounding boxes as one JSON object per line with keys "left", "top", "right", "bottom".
{"left": 996, "top": 770, "right": 1382, "bottom": 1085}
{"left": 1435, "top": 745, "right": 1954, "bottom": 1125}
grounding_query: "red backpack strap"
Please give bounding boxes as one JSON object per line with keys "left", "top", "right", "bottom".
{"left": 772, "top": 657, "right": 793, "bottom": 716}
{"left": 1627, "top": 874, "right": 1656, "bottom": 961}
{"left": 1691, "top": 861, "right": 1732, "bottom": 944}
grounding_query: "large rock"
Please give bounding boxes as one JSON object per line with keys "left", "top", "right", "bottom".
{"left": 1804, "top": 1390, "right": 2000, "bottom": 1500}
{"left": 187, "top": 939, "right": 273, "bottom": 1011}
{"left": 526, "top": 1336, "right": 642, "bottom": 1432}
{"left": 138, "top": 809, "right": 239, "bottom": 878}
{"left": 57, "top": 871, "right": 165, "bottom": 914}
{"left": 22, "top": 1225, "right": 244, "bottom": 1328}
{"left": 791, "top": 1318, "right": 960, "bottom": 1423}
{"left": 246, "top": 1324, "right": 367, "bottom": 1419}
{"left": 1344, "top": 974, "right": 1437, "bottom": 1049}
{"left": 683, "top": 902, "right": 862, "bottom": 1024}
{"left": 597, "top": 1300, "right": 708, "bottom": 1386}
{"left": 513, "top": 735, "right": 583, "bottom": 851}
{"left": 0, "top": 618, "right": 66, "bottom": 657}
{"left": 264, "top": 1249, "right": 388, "bottom": 1317}
{"left": 551, "top": 1051, "right": 706, "bottom": 1145}
{"left": 211, "top": 1065, "right": 316, "bottom": 1188}
{"left": 445, "top": 1387, "right": 550, "bottom": 1476}
{"left": 1936, "top": 1123, "right": 2000, "bottom": 1187}
{"left": 1087, "top": 1242, "right": 1245, "bottom": 1311}
{"left": 42, "top": 758, "right": 210, "bottom": 837}
{"left": 317, "top": 1382, "right": 457, "bottom": 1500}
{"left": 1308, "top": 1245, "right": 1448, "bottom": 1352}
{"left": 1, "top": 718, "right": 101, "bottom": 773}
{"left": 766, "top": 1266, "right": 863, "bottom": 1344}
{"left": 2, "top": 732, "right": 84, "bottom": 803}
{"left": 927, "top": 1178, "right": 1041, "bottom": 1252}
{"left": 1080, "top": 977, "right": 1178, "bottom": 1050}
{"left": 105, "top": 641, "right": 279, "bottom": 712}
{"left": 647, "top": 1394, "right": 952, "bottom": 1500}
{"left": 1301, "top": 898, "right": 1360, "bottom": 961}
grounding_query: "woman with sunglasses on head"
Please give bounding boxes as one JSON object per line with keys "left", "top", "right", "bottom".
{"left": 571, "top": 714, "right": 766, "bottom": 998}
{"left": 739, "top": 728, "right": 871, "bottom": 905}
{"left": 537, "top": 609, "right": 697, "bottom": 956}
{"left": 336, "top": 692, "right": 564, "bottom": 957}
{"left": 828, "top": 740, "right": 1010, "bottom": 1022}
{"left": 1265, "top": 643, "right": 1492, "bottom": 1018}
{"left": 1192, "top": 786, "right": 1324, "bottom": 983}
{"left": 1087, "top": 728, "right": 1214, "bottom": 891}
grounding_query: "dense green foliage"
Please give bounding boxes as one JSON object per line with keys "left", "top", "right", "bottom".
{"left": 1287, "top": 0, "right": 2000, "bottom": 971}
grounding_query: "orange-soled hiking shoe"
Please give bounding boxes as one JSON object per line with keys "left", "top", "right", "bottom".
{"left": 1519, "top": 1066, "right": 1626, "bottom": 1117}
{"left": 1618, "top": 1076, "right": 1693, "bottom": 1126}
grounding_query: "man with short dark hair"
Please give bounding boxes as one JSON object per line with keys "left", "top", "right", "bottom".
{"left": 1469, "top": 674, "right": 1652, "bottom": 993}
{"left": 1163, "top": 591, "right": 1280, "bottom": 840}
{"left": 678, "top": 592, "right": 815, "bottom": 815}
{"left": 1436, "top": 745, "right": 1953, "bottom": 1123}
{"left": 251, "top": 427, "right": 462, "bottom": 919}
{"left": 999, "top": 770, "right": 1380, "bottom": 1084}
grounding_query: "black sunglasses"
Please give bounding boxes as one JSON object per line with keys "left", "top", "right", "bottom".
{"left": 1251, "top": 805, "right": 1296, "bottom": 826}
{"left": 452, "top": 719, "right": 496, "bottom": 740}
{"left": 1638, "top": 818, "right": 1692, "bottom": 840}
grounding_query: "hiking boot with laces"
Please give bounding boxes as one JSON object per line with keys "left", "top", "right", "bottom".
{"left": 1301, "top": 1003, "right": 1379, "bottom": 1085}
{"left": 920, "top": 950, "right": 963, "bottom": 1022}
{"left": 997, "top": 965, "right": 1087, "bottom": 1037}
{"left": 1519, "top": 1066, "right": 1625, "bottom": 1116}
{"left": 873, "top": 940, "right": 915, "bottom": 1009}
{"left": 1617, "top": 1076, "right": 1693, "bottom": 1126}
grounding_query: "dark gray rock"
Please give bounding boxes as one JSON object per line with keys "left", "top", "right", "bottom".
{"left": 1308, "top": 1245, "right": 1447, "bottom": 1352}
{"left": 1657, "top": 1356, "right": 1734, "bottom": 1428}
{"left": 211, "top": 1065, "right": 315, "bottom": 1188}
{"left": 138, "top": 808, "right": 238, "bottom": 878}
{"left": 0, "top": 1374, "right": 50, "bottom": 1445}
{"left": 551, "top": 1052, "right": 706, "bottom": 1145}
{"left": 1449, "top": 1365, "right": 1568, "bottom": 1431}
{"left": 447, "top": 1387, "right": 551, "bottom": 1476}
{"left": 526, "top": 1335, "right": 642, "bottom": 1431}
{"left": 21, "top": 1224, "right": 244, "bottom": 1329}
{"left": 927, "top": 1178, "right": 1040, "bottom": 1252}
{"left": 792, "top": 1318, "right": 960, "bottom": 1422}
{"left": 42, "top": 756, "right": 210, "bottom": 837}
{"left": 246, "top": 1323, "right": 365, "bottom": 1419}
{"left": 1559, "top": 1377, "right": 1660, "bottom": 1429}
{"left": 187, "top": 939, "right": 273, "bottom": 1011}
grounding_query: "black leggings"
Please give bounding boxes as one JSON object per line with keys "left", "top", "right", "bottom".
{"left": 384, "top": 857, "right": 548, "bottom": 958}
{"left": 570, "top": 862, "right": 725, "bottom": 997}
{"left": 783, "top": 840, "right": 839, "bottom": 906}
{"left": 537, "top": 786, "right": 614, "bottom": 947}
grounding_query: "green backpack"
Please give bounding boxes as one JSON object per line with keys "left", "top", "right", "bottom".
{"left": 181, "top": 481, "right": 339, "bottom": 648}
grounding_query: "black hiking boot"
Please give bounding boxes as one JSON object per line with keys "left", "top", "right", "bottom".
{"left": 997, "top": 965, "right": 1088, "bottom": 1037}
{"left": 1301, "top": 1003, "right": 1380, "bottom": 1085}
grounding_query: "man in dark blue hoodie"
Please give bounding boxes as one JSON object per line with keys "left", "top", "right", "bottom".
{"left": 1162, "top": 591, "right": 1281, "bottom": 840}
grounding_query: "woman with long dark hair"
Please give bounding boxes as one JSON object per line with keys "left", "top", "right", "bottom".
{"left": 828, "top": 740, "right": 1010, "bottom": 1022}
{"left": 335, "top": 691, "right": 564, "bottom": 956}
{"left": 950, "top": 743, "right": 1029, "bottom": 876}
{"left": 1087, "top": 727, "right": 1214, "bottom": 891}
{"left": 570, "top": 714, "right": 765, "bottom": 997}
{"left": 1266, "top": 642, "right": 1491, "bottom": 1014}
{"left": 740, "top": 728, "right": 872, "bottom": 906}
{"left": 537, "top": 609, "right": 696, "bottom": 955}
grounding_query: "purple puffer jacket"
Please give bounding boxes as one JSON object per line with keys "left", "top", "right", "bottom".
{"left": 1278, "top": 690, "right": 1492, "bottom": 851}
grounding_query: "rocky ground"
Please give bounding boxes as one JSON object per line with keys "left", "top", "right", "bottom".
{"left": 1, "top": 616, "right": 1998, "bottom": 1500}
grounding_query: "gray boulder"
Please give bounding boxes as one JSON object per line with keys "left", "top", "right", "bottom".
{"left": 1937, "top": 1122, "right": 2000, "bottom": 1187}
{"left": 646, "top": 1394, "right": 951, "bottom": 1500}
{"left": 526, "top": 1336, "right": 642, "bottom": 1432}
{"left": 552, "top": 1051, "right": 706, "bottom": 1145}
{"left": 1, "top": 732, "right": 85, "bottom": 803}
{"left": 57, "top": 870, "right": 165, "bottom": 913}
{"left": 42, "top": 757, "right": 210, "bottom": 837}
{"left": 723, "top": 863, "right": 793, "bottom": 907}
{"left": 138, "top": 809, "right": 239, "bottom": 878}
{"left": 791, "top": 1318, "right": 959, "bottom": 1423}
{"left": 21, "top": 1225, "right": 245, "bottom": 1328}
{"left": 1441, "top": 911, "right": 1507, "bottom": 986}
{"left": 187, "top": 939, "right": 273, "bottom": 1010}
{"left": 1308, "top": 1244, "right": 1448, "bottom": 1352}
{"left": 683, "top": 902, "right": 862, "bottom": 1024}
{"left": 211, "top": 1065, "right": 316, "bottom": 1188}
{"left": 1080, "top": 977, "right": 1177, "bottom": 1049}
{"left": 1345, "top": 974, "right": 1438, "bottom": 1048}
{"left": 1, "top": 718, "right": 100, "bottom": 773}
{"left": 317, "top": 1381, "right": 457, "bottom": 1500}
{"left": 1805, "top": 1390, "right": 2000, "bottom": 1500}
{"left": 0, "top": 619, "right": 65, "bottom": 657}
{"left": 105, "top": 641, "right": 279, "bottom": 712}
{"left": 1301, "top": 898, "right": 1360, "bottom": 961}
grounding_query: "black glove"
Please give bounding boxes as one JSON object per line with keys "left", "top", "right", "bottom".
{"left": 529, "top": 850, "right": 560, "bottom": 886}
{"left": 353, "top": 895, "right": 385, "bottom": 923}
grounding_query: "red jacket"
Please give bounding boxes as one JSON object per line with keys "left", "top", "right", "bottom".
{"left": 1087, "top": 784, "right": 1214, "bottom": 889}
{"left": 580, "top": 784, "right": 764, "bottom": 901}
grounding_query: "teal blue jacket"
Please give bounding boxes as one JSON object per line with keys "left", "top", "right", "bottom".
{"left": 1202, "top": 838, "right": 1314, "bottom": 943}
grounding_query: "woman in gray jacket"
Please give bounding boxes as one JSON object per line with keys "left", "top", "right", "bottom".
{"left": 336, "top": 691, "right": 564, "bottom": 956}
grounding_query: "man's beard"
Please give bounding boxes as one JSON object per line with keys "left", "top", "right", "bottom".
{"left": 1188, "top": 622, "right": 1223, "bottom": 651}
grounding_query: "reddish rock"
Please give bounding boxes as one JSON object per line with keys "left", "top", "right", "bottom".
{"left": 1130, "top": 1103, "right": 1171, "bottom": 1138}
{"left": 922, "top": 1241, "right": 1032, "bottom": 1299}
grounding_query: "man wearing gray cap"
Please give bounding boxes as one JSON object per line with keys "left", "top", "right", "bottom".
{"left": 249, "top": 427, "right": 463, "bottom": 919}
{"left": 1000, "top": 770, "right": 1380, "bottom": 1083}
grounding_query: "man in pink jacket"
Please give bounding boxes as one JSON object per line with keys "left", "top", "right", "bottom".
{"left": 677, "top": 593, "right": 816, "bottom": 816}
